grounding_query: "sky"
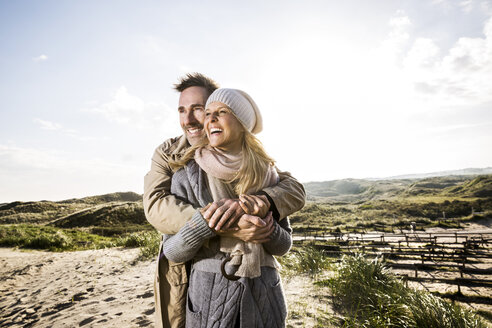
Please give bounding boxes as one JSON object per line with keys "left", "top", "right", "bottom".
{"left": 1, "top": 0, "right": 491, "bottom": 202}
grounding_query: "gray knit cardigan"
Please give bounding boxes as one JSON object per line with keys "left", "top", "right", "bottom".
{"left": 163, "top": 160, "right": 292, "bottom": 328}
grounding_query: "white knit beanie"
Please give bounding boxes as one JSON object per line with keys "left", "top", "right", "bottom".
{"left": 205, "top": 88, "right": 263, "bottom": 134}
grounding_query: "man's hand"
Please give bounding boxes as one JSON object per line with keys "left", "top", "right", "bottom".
{"left": 202, "top": 198, "right": 245, "bottom": 231}
{"left": 217, "top": 212, "right": 275, "bottom": 243}
{"left": 239, "top": 194, "right": 270, "bottom": 218}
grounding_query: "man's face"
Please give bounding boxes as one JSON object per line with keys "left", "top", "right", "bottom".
{"left": 178, "top": 86, "right": 209, "bottom": 145}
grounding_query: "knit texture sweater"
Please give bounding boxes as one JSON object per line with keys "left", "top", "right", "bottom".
{"left": 162, "top": 160, "right": 292, "bottom": 327}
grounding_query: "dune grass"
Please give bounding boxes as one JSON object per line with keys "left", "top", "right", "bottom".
{"left": 0, "top": 224, "right": 116, "bottom": 251}
{"left": 116, "top": 230, "right": 160, "bottom": 260}
{"left": 278, "top": 246, "right": 333, "bottom": 278}
{"left": 0, "top": 224, "right": 160, "bottom": 260}
{"left": 320, "top": 253, "right": 487, "bottom": 328}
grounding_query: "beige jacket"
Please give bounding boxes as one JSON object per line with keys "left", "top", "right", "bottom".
{"left": 143, "top": 135, "right": 306, "bottom": 328}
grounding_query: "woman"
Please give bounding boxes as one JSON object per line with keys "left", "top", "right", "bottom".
{"left": 164, "top": 88, "right": 292, "bottom": 328}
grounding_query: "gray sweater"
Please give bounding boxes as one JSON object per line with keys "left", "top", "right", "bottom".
{"left": 163, "top": 160, "right": 291, "bottom": 328}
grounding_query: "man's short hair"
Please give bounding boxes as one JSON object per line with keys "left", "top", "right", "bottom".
{"left": 173, "top": 73, "right": 219, "bottom": 96}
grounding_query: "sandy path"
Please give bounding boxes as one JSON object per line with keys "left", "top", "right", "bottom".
{"left": 0, "top": 248, "right": 324, "bottom": 328}
{"left": 0, "top": 248, "right": 155, "bottom": 328}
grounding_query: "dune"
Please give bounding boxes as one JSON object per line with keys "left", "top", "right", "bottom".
{"left": 0, "top": 248, "right": 155, "bottom": 327}
{"left": 0, "top": 247, "right": 324, "bottom": 328}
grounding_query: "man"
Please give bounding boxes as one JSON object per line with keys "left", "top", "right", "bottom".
{"left": 143, "top": 73, "right": 305, "bottom": 328}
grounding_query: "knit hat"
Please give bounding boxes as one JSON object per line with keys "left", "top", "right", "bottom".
{"left": 205, "top": 88, "right": 263, "bottom": 134}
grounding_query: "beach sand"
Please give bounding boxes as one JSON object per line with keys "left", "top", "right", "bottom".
{"left": 0, "top": 247, "right": 155, "bottom": 327}
{"left": 0, "top": 247, "right": 326, "bottom": 328}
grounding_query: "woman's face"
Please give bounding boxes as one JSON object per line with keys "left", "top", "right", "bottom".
{"left": 204, "top": 102, "right": 244, "bottom": 153}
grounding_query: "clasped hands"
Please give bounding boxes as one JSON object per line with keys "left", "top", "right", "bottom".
{"left": 200, "top": 194, "right": 274, "bottom": 243}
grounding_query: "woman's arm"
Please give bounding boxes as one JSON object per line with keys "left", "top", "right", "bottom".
{"left": 162, "top": 209, "right": 216, "bottom": 263}
{"left": 262, "top": 217, "right": 292, "bottom": 256}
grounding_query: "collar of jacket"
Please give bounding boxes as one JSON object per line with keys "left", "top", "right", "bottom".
{"left": 169, "top": 135, "right": 191, "bottom": 160}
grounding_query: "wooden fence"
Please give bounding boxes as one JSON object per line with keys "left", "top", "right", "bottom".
{"left": 294, "top": 230, "right": 492, "bottom": 302}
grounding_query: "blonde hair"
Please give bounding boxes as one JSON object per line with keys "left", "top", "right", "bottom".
{"left": 169, "top": 127, "right": 275, "bottom": 196}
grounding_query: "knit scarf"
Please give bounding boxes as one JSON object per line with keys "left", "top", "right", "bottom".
{"left": 194, "top": 146, "right": 279, "bottom": 278}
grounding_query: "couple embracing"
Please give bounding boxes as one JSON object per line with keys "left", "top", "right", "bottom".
{"left": 143, "top": 73, "right": 306, "bottom": 328}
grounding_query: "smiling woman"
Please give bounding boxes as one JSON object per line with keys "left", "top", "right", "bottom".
{"left": 205, "top": 103, "right": 244, "bottom": 152}
{"left": 166, "top": 88, "right": 292, "bottom": 327}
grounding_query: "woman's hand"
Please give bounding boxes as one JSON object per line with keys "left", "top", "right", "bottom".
{"left": 201, "top": 195, "right": 271, "bottom": 231}
{"left": 217, "top": 212, "right": 275, "bottom": 243}
{"left": 202, "top": 198, "right": 245, "bottom": 231}
{"left": 238, "top": 194, "right": 270, "bottom": 218}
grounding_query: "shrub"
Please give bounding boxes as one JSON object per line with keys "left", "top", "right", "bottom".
{"left": 324, "top": 254, "right": 486, "bottom": 327}
{"left": 278, "top": 246, "right": 332, "bottom": 277}
{"left": 0, "top": 224, "right": 115, "bottom": 251}
{"left": 116, "top": 230, "right": 161, "bottom": 260}
{"left": 24, "top": 230, "right": 72, "bottom": 250}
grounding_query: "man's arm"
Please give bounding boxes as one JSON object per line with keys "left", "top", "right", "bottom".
{"left": 204, "top": 170, "right": 306, "bottom": 230}
{"left": 143, "top": 142, "right": 196, "bottom": 234}
{"left": 259, "top": 169, "right": 306, "bottom": 220}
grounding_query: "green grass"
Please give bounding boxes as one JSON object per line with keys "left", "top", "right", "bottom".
{"left": 278, "top": 246, "right": 333, "bottom": 277}
{"left": 321, "top": 254, "right": 487, "bottom": 327}
{"left": 0, "top": 223, "right": 161, "bottom": 261}
{"left": 116, "top": 230, "right": 160, "bottom": 260}
{"left": 289, "top": 196, "right": 491, "bottom": 234}
{"left": 0, "top": 224, "right": 116, "bottom": 251}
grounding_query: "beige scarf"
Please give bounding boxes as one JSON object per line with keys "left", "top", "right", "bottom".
{"left": 195, "top": 146, "right": 279, "bottom": 278}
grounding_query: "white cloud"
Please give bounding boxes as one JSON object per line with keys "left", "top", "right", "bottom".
{"left": 432, "top": 0, "right": 492, "bottom": 12}
{"left": 86, "top": 86, "right": 174, "bottom": 131}
{"left": 0, "top": 144, "right": 124, "bottom": 172}
{"left": 0, "top": 144, "right": 143, "bottom": 202}
{"left": 379, "top": 13, "right": 412, "bottom": 63}
{"left": 376, "top": 14, "right": 492, "bottom": 107}
{"left": 33, "top": 54, "right": 48, "bottom": 62}
{"left": 404, "top": 38, "right": 440, "bottom": 70}
{"left": 480, "top": 1, "right": 492, "bottom": 14}
{"left": 33, "top": 118, "right": 62, "bottom": 130}
{"left": 428, "top": 122, "right": 492, "bottom": 133}
{"left": 459, "top": 0, "right": 475, "bottom": 12}
{"left": 33, "top": 118, "right": 101, "bottom": 141}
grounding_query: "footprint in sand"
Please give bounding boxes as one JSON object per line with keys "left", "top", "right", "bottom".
{"left": 143, "top": 308, "right": 155, "bottom": 315}
{"left": 79, "top": 316, "right": 96, "bottom": 326}
{"left": 72, "top": 292, "right": 88, "bottom": 302}
{"left": 132, "top": 316, "right": 152, "bottom": 327}
{"left": 137, "top": 291, "right": 153, "bottom": 299}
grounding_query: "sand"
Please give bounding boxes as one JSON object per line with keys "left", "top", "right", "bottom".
{"left": 0, "top": 247, "right": 323, "bottom": 328}
{"left": 0, "top": 247, "right": 155, "bottom": 328}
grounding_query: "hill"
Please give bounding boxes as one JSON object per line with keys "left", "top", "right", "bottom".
{"left": 296, "top": 175, "right": 492, "bottom": 232}
{"left": 52, "top": 202, "right": 146, "bottom": 228}
{"left": 0, "top": 192, "right": 143, "bottom": 225}
{"left": 380, "top": 167, "right": 492, "bottom": 180}
{"left": 304, "top": 175, "right": 492, "bottom": 202}
{"left": 58, "top": 191, "right": 142, "bottom": 204}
